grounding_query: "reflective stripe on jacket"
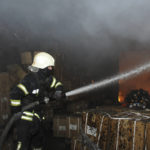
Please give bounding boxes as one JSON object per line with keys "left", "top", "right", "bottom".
{"left": 10, "top": 73, "right": 63, "bottom": 114}
{"left": 21, "top": 111, "right": 41, "bottom": 121}
{"left": 50, "top": 77, "right": 62, "bottom": 89}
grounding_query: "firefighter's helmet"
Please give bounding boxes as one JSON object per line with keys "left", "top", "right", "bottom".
{"left": 32, "top": 52, "right": 55, "bottom": 69}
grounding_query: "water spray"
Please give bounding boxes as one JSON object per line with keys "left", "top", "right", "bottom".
{"left": 66, "top": 62, "right": 150, "bottom": 97}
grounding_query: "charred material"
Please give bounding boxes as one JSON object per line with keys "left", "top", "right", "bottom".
{"left": 125, "top": 89, "right": 150, "bottom": 109}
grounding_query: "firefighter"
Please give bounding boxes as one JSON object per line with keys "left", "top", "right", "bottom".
{"left": 10, "top": 52, "right": 64, "bottom": 150}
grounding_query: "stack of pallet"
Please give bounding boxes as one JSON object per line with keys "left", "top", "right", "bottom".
{"left": 0, "top": 72, "right": 10, "bottom": 96}
{"left": 7, "top": 64, "right": 27, "bottom": 88}
{"left": 0, "top": 52, "right": 29, "bottom": 124}
{"left": 71, "top": 106, "right": 150, "bottom": 150}
{"left": 20, "top": 51, "right": 32, "bottom": 65}
{"left": 53, "top": 114, "right": 81, "bottom": 138}
{"left": 71, "top": 137, "right": 90, "bottom": 150}
{"left": 0, "top": 72, "right": 11, "bottom": 123}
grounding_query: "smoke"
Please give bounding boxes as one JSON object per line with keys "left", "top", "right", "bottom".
{"left": 81, "top": 0, "right": 150, "bottom": 42}
{"left": 0, "top": 0, "right": 150, "bottom": 44}
{"left": 0, "top": 0, "right": 150, "bottom": 70}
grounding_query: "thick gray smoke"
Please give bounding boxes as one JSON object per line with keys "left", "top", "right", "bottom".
{"left": 0, "top": 0, "right": 150, "bottom": 71}
{"left": 0, "top": 0, "right": 150, "bottom": 47}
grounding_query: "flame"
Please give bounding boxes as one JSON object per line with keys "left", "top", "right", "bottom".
{"left": 118, "top": 93, "right": 124, "bottom": 103}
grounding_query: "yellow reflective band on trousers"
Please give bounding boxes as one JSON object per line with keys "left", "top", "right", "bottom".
{"left": 55, "top": 82, "right": 62, "bottom": 88}
{"left": 10, "top": 99, "right": 21, "bottom": 106}
{"left": 23, "top": 111, "right": 34, "bottom": 117}
{"left": 23, "top": 111, "right": 40, "bottom": 119}
{"left": 21, "top": 111, "right": 41, "bottom": 121}
{"left": 17, "top": 141, "right": 22, "bottom": 150}
{"left": 17, "top": 83, "right": 29, "bottom": 95}
{"left": 34, "top": 113, "right": 40, "bottom": 120}
{"left": 50, "top": 77, "right": 56, "bottom": 88}
{"left": 21, "top": 115, "right": 33, "bottom": 121}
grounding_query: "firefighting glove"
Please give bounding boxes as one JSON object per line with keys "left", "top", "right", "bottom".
{"left": 53, "top": 90, "right": 64, "bottom": 101}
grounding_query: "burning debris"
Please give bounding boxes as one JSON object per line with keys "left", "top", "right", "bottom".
{"left": 125, "top": 89, "right": 150, "bottom": 109}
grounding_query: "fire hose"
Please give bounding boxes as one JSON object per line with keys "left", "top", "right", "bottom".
{"left": 0, "top": 101, "right": 40, "bottom": 149}
{"left": 0, "top": 61, "right": 148, "bottom": 149}
{"left": 1, "top": 61, "right": 150, "bottom": 149}
{"left": 0, "top": 90, "right": 70, "bottom": 149}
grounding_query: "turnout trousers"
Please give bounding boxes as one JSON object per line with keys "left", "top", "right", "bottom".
{"left": 14, "top": 116, "right": 44, "bottom": 150}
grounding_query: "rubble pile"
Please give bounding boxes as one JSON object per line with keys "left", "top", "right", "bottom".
{"left": 125, "top": 89, "right": 150, "bottom": 109}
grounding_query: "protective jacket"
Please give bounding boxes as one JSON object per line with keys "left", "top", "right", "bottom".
{"left": 10, "top": 70, "right": 63, "bottom": 150}
{"left": 10, "top": 71, "right": 63, "bottom": 122}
